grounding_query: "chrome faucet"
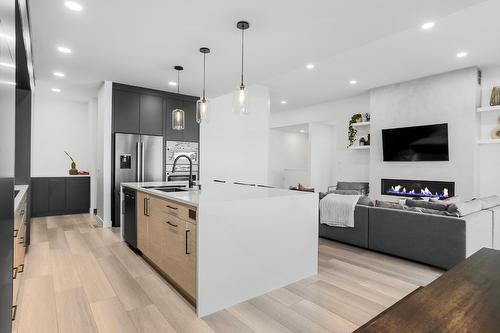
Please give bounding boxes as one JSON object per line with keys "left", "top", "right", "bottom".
{"left": 171, "top": 154, "right": 194, "bottom": 188}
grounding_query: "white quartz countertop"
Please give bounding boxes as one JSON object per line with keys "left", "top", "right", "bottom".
{"left": 14, "top": 185, "right": 29, "bottom": 213}
{"left": 121, "top": 181, "right": 317, "bottom": 207}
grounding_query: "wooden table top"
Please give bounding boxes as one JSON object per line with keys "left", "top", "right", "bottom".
{"left": 355, "top": 248, "right": 500, "bottom": 333}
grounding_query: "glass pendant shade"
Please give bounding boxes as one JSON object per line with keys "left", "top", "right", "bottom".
{"left": 196, "top": 98, "right": 210, "bottom": 123}
{"left": 172, "top": 108, "right": 185, "bottom": 130}
{"left": 233, "top": 86, "right": 249, "bottom": 115}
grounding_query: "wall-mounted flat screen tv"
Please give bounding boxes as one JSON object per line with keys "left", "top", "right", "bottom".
{"left": 382, "top": 123, "right": 449, "bottom": 162}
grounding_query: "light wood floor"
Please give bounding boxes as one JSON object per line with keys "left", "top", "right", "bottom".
{"left": 14, "top": 214, "right": 443, "bottom": 333}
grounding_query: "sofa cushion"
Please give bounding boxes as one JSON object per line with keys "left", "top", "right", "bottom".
{"left": 375, "top": 200, "right": 404, "bottom": 210}
{"left": 330, "top": 189, "right": 361, "bottom": 195}
{"left": 478, "top": 195, "right": 500, "bottom": 209}
{"left": 405, "top": 199, "right": 448, "bottom": 211}
{"left": 430, "top": 196, "right": 461, "bottom": 205}
{"left": 337, "top": 182, "right": 369, "bottom": 195}
{"left": 358, "top": 196, "right": 375, "bottom": 207}
{"left": 447, "top": 200, "right": 483, "bottom": 217}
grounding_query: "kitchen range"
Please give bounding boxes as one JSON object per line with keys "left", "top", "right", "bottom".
{"left": 120, "top": 181, "right": 318, "bottom": 317}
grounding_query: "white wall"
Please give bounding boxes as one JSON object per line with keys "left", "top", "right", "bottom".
{"left": 369, "top": 67, "right": 480, "bottom": 201}
{"left": 96, "top": 81, "right": 113, "bottom": 226}
{"left": 88, "top": 98, "right": 98, "bottom": 211}
{"left": 271, "top": 94, "right": 371, "bottom": 191}
{"left": 478, "top": 66, "right": 500, "bottom": 198}
{"left": 32, "top": 95, "right": 92, "bottom": 176}
{"left": 269, "top": 129, "right": 309, "bottom": 188}
{"left": 200, "top": 85, "right": 270, "bottom": 185}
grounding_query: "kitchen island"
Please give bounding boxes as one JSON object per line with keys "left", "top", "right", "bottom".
{"left": 121, "top": 181, "right": 318, "bottom": 317}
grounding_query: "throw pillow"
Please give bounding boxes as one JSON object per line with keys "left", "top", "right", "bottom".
{"left": 329, "top": 189, "right": 361, "bottom": 195}
{"left": 357, "top": 196, "right": 375, "bottom": 207}
{"left": 447, "top": 200, "right": 483, "bottom": 217}
{"left": 336, "top": 182, "right": 369, "bottom": 195}
{"left": 405, "top": 199, "right": 448, "bottom": 211}
{"left": 478, "top": 195, "right": 500, "bottom": 209}
{"left": 375, "top": 200, "right": 405, "bottom": 210}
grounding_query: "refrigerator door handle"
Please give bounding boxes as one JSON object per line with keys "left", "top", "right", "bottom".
{"left": 136, "top": 141, "right": 141, "bottom": 182}
{"left": 141, "top": 141, "right": 145, "bottom": 182}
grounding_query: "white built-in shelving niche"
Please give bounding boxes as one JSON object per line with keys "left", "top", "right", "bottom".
{"left": 477, "top": 105, "right": 500, "bottom": 145}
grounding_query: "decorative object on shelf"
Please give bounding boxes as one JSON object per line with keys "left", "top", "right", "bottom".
{"left": 196, "top": 47, "right": 211, "bottom": 124}
{"left": 359, "top": 137, "right": 366, "bottom": 146}
{"left": 490, "top": 87, "right": 500, "bottom": 107}
{"left": 347, "top": 114, "right": 362, "bottom": 147}
{"left": 65, "top": 151, "right": 78, "bottom": 175}
{"left": 233, "top": 21, "right": 250, "bottom": 115}
{"left": 172, "top": 66, "right": 185, "bottom": 130}
{"left": 364, "top": 113, "right": 371, "bottom": 122}
{"left": 366, "top": 134, "right": 371, "bottom": 146}
{"left": 491, "top": 116, "right": 500, "bottom": 139}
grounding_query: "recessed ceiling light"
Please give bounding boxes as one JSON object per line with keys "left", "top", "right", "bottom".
{"left": 421, "top": 22, "right": 435, "bottom": 30}
{"left": 349, "top": 80, "right": 357, "bottom": 85}
{"left": 306, "top": 64, "right": 315, "bottom": 69}
{"left": 0, "top": 33, "right": 14, "bottom": 41}
{"left": 57, "top": 46, "right": 72, "bottom": 54}
{"left": 0, "top": 62, "right": 15, "bottom": 69}
{"left": 53, "top": 72, "right": 65, "bottom": 77}
{"left": 281, "top": 100, "right": 287, "bottom": 104}
{"left": 168, "top": 81, "right": 177, "bottom": 86}
{"left": 456, "top": 52, "right": 468, "bottom": 58}
{"left": 299, "top": 129, "right": 305, "bottom": 133}
{"left": 64, "top": 1, "right": 83, "bottom": 11}
{"left": 51, "top": 88, "right": 61, "bottom": 93}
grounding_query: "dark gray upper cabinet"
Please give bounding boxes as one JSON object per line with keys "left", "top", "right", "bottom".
{"left": 113, "top": 89, "right": 141, "bottom": 134}
{"left": 183, "top": 100, "right": 199, "bottom": 142}
{"left": 140, "top": 94, "right": 164, "bottom": 135}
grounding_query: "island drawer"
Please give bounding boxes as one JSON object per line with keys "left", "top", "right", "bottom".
{"left": 150, "top": 195, "right": 197, "bottom": 224}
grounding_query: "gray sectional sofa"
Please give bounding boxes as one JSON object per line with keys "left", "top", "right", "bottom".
{"left": 319, "top": 194, "right": 497, "bottom": 270}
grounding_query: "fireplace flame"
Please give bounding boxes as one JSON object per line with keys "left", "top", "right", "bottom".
{"left": 387, "top": 184, "right": 450, "bottom": 198}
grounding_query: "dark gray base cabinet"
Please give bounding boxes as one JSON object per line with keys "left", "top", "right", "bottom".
{"left": 32, "top": 177, "right": 90, "bottom": 217}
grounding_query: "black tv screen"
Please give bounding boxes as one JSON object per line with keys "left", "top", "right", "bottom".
{"left": 382, "top": 123, "right": 449, "bottom": 162}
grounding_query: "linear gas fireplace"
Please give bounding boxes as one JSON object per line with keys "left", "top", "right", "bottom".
{"left": 381, "top": 178, "right": 455, "bottom": 199}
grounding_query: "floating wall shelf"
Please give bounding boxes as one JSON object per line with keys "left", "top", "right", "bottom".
{"left": 349, "top": 145, "right": 370, "bottom": 150}
{"left": 352, "top": 121, "right": 371, "bottom": 127}
{"left": 477, "top": 139, "right": 500, "bottom": 145}
{"left": 477, "top": 106, "right": 500, "bottom": 113}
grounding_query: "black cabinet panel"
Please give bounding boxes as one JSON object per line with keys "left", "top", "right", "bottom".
{"left": 183, "top": 100, "right": 199, "bottom": 142}
{"left": 32, "top": 177, "right": 89, "bottom": 217}
{"left": 49, "top": 179, "right": 66, "bottom": 214}
{"left": 31, "top": 178, "right": 49, "bottom": 217}
{"left": 113, "top": 90, "right": 141, "bottom": 134}
{"left": 123, "top": 189, "right": 137, "bottom": 248}
{"left": 67, "top": 179, "right": 90, "bottom": 212}
{"left": 140, "top": 94, "right": 164, "bottom": 135}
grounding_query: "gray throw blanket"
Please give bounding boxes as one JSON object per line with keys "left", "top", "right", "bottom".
{"left": 320, "top": 193, "right": 361, "bottom": 227}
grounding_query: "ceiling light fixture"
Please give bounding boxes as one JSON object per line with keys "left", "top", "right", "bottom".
{"left": 299, "top": 129, "right": 305, "bottom": 133}
{"left": 51, "top": 88, "right": 61, "bottom": 92}
{"left": 281, "top": 100, "right": 287, "bottom": 104}
{"left": 306, "top": 64, "right": 315, "bottom": 69}
{"left": 53, "top": 72, "right": 65, "bottom": 77}
{"left": 64, "top": 1, "right": 83, "bottom": 11}
{"left": 0, "top": 62, "right": 15, "bottom": 69}
{"left": 168, "top": 81, "right": 177, "bottom": 86}
{"left": 57, "top": 46, "right": 72, "bottom": 54}
{"left": 196, "top": 47, "right": 211, "bottom": 124}
{"left": 349, "top": 80, "right": 357, "bottom": 85}
{"left": 233, "top": 20, "right": 250, "bottom": 115}
{"left": 421, "top": 22, "right": 435, "bottom": 30}
{"left": 456, "top": 52, "right": 468, "bottom": 58}
{"left": 172, "top": 66, "right": 185, "bottom": 130}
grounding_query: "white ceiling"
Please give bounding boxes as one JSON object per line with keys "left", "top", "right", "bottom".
{"left": 29, "top": 0, "right": 500, "bottom": 111}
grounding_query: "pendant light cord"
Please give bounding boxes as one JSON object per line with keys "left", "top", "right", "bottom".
{"left": 202, "top": 53, "right": 206, "bottom": 101}
{"left": 177, "top": 70, "right": 180, "bottom": 94}
{"left": 240, "top": 28, "right": 245, "bottom": 88}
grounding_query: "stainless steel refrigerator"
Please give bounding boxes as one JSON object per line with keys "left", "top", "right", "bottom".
{"left": 113, "top": 133, "right": 163, "bottom": 226}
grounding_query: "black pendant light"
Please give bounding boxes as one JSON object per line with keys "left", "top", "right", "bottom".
{"left": 196, "top": 47, "right": 210, "bottom": 123}
{"left": 233, "top": 20, "right": 250, "bottom": 115}
{"left": 172, "top": 65, "right": 185, "bottom": 130}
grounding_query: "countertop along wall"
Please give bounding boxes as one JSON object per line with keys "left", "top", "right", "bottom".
{"left": 369, "top": 67, "right": 480, "bottom": 201}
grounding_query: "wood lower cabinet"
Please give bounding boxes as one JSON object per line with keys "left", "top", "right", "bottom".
{"left": 136, "top": 192, "right": 197, "bottom": 302}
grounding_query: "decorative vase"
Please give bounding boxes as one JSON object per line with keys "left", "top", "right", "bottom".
{"left": 492, "top": 117, "right": 500, "bottom": 139}
{"left": 491, "top": 87, "right": 500, "bottom": 107}
{"left": 69, "top": 161, "right": 78, "bottom": 175}
{"left": 359, "top": 137, "right": 366, "bottom": 146}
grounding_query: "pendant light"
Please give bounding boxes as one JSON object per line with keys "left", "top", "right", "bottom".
{"left": 196, "top": 47, "right": 210, "bottom": 124}
{"left": 233, "top": 21, "right": 250, "bottom": 115}
{"left": 172, "top": 65, "right": 185, "bottom": 130}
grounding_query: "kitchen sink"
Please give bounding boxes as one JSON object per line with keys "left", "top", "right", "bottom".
{"left": 155, "top": 187, "right": 188, "bottom": 193}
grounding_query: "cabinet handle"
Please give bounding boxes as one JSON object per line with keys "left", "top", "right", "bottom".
{"left": 18, "top": 264, "right": 24, "bottom": 273}
{"left": 13, "top": 267, "right": 18, "bottom": 280}
{"left": 147, "top": 198, "right": 151, "bottom": 216}
{"left": 166, "top": 221, "right": 178, "bottom": 228}
{"left": 12, "top": 305, "right": 17, "bottom": 321}
{"left": 143, "top": 198, "right": 147, "bottom": 216}
{"left": 20, "top": 210, "right": 25, "bottom": 216}
{"left": 18, "top": 237, "right": 24, "bottom": 244}
{"left": 13, "top": 229, "right": 18, "bottom": 238}
{"left": 186, "top": 229, "right": 190, "bottom": 254}
{"left": 166, "top": 205, "right": 178, "bottom": 210}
